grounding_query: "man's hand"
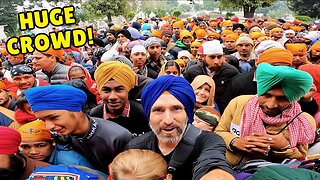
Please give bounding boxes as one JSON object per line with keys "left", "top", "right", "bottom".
{"left": 302, "top": 84, "right": 317, "bottom": 101}
{"left": 265, "top": 130, "right": 290, "bottom": 150}
{"left": 133, "top": 67, "right": 140, "bottom": 73}
{"left": 233, "top": 135, "right": 271, "bottom": 155}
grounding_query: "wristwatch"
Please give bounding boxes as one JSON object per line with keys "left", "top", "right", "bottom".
{"left": 229, "top": 138, "right": 238, "bottom": 152}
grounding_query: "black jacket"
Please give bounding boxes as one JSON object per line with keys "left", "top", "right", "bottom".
{"left": 129, "top": 74, "right": 153, "bottom": 103}
{"left": 184, "top": 62, "right": 239, "bottom": 110}
{"left": 89, "top": 101, "right": 151, "bottom": 136}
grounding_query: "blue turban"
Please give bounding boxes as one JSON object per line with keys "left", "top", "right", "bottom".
{"left": 256, "top": 62, "right": 313, "bottom": 103}
{"left": 141, "top": 75, "right": 196, "bottom": 123}
{"left": 25, "top": 85, "right": 87, "bottom": 112}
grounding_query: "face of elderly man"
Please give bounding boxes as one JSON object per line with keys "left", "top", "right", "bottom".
{"left": 149, "top": 93, "right": 187, "bottom": 143}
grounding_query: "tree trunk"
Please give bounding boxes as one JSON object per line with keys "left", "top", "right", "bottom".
{"left": 107, "top": 14, "right": 112, "bottom": 22}
{"left": 243, "top": 5, "right": 256, "bottom": 18}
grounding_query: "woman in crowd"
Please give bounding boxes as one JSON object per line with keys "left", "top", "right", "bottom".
{"left": 158, "top": 60, "right": 181, "bottom": 77}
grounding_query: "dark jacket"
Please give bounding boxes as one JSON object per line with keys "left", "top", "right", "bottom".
{"left": 69, "top": 116, "right": 133, "bottom": 174}
{"left": 127, "top": 126, "right": 234, "bottom": 180}
{"left": 129, "top": 74, "right": 153, "bottom": 103}
{"left": 147, "top": 67, "right": 158, "bottom": 79}
{"left": 168, "top": 40, "right": 190, "bottom": 59}
{"left": 89, "top": 101, "right": 151, "bottom": 136}
{"left": 184, "top": 62, "right": 239, "bottom": 110}
{"left": 36, "top": 63, "right": 69, "bottom": 84}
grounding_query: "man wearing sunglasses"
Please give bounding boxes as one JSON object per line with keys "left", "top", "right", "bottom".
{"left": 184, "top": 40, "right": 239, "bottom": 111}
{"left": 0, "top": 126, "right": 49, "bottom": 180}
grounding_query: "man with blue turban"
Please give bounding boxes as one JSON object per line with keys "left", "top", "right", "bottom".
{"left": 127, "top": 75, "right": 234, "bottom": 180}
{"left": 216, "top": 63, "right": 316, "bottom": 167}
{"left": 25, "top": 85, "right": 133, "bottom": 174}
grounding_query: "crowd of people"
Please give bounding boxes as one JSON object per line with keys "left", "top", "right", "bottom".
{"left": 1, "top": 15, "right": 320, "bottom": 179}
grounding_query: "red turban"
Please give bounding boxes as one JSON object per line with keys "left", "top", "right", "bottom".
{"left": 0, "top": 126, "right": 21, "bottom": 154}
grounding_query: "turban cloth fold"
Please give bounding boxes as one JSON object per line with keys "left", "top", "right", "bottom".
{"left": 257, "top": 48, "right": 293, "bottom": 65}
{"left": 141, "top": 75, "right": 196, "bottom": 124}
{"left": 285, "top": 43, "right": 307, "bottom": 55}
{"left": 256, "top": 62, "right": 312, "bottom": 103}
{"left": 0, "top": 126, "right": 21, "bottom": 154}
{"left": 94, "top": 61, "right": 136, "bottom": 92}
{"left": 18, "top": 120, "right": 52, "bottom": 141}
{"left": 25, "top": 85, "right": 87, "bottom": 112}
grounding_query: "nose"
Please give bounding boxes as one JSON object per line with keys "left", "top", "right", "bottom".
{"left": 20, "top": 78, "right": 28, "bottom": 84}
{"left": 29, "top": 147, "right": 39, "bottom": 155}
{"left": 265, "top": 97, "right": 279, "bottom": 109}
{"left": 108, "top": 90, "right": 118, "bottom": 101}
{"left": 163, "top": 110, "right": 173, "bottom": 125}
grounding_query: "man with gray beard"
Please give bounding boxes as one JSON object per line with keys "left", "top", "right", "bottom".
{"left": 126, "top": 75, "right": 234, "bottom": 180}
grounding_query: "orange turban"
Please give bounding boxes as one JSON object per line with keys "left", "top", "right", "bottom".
{"left": 283, "top": 23, "right": 291, "bottom": 29}
{"left": 225, "top": 33, "right": 239, "bottom": 41}
{"left": 160, "top": 24, "right": 172, "bottom": 31}
{"left": 310, "top": 41, "right": 320, "bottom": 51}
{"left": 151, "top": 30, "right": 161, "bottom": 38}
{"left": 175, "top": 59, "right": 185, "bottom": 67}
{"left": 250, "top": 32, "right": 264, "bottom": 39}
{"left": 270, "top": 28, "right": 284, "bottom": 35}
{"left": 173, "top": 21, "right": 184, "bottom": 28}
{"left": 210, "top": 21, "right": 218, "bottom": 27}
{"left": 285, "top": 43, "right": 307, "bottom": 55}
{"left": 208, "top": 32, "right": 220, "bottom": 39}
{"left": 111, "top": 26, "right": 121, "bottom": 31}
{"left": 190, "top": 41, "right": 201, "bottom": 48}
{"left": 195, "top": 29, "right": 207, "bottom": 39}
{"left": 257, "top": 48, "right": 293, "bottom": 65}
{"left": 0, "top": 81, "right": 6, "bottom": 90}
{"left": 18, "top": 120, "right": 52, "bottom": 141}
{"left": 221, "top": 20, "right": 233, "bottom": 27}
{"left": 40, "top": 47, "right": 65, "bottom": 61}
{"left": 221, "top": 30, "right": 232, "bottom": 35}
{"left": 290, "top": 26, "right": 302, "bottom": 33}
{"left": 1, "top": 48, "right": 8, "bottom": 55}
{"left": 179, "top": 30, "right": 193, "bottom": 40}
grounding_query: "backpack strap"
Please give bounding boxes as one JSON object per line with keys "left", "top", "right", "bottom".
{"left": 168, "top": 125, "right": 202, "bottom": 174}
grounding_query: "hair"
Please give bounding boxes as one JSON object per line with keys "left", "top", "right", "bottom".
{"left": 15, "top": 92, "right": 28, "bottom": 110}
{"left": 165, "top": 60, "right": 181, "bottom": 73}
{"left": 68, "top": 66, "right": 86, "bottom": 78}
{"left": 110, "top": 149, "right": 168, "bottom": 180}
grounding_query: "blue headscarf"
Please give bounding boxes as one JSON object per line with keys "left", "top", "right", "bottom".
{"left": 141, "top": 75, "right": 196, "bottom": 123}
{"left": 25, "top": 85, "right": 87, "bottom": 112}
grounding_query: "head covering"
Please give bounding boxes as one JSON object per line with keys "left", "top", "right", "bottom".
{"left": 132, "top": 22, "right": 141, "bottom": 30}
{"left": 127, "top": 40, "right": 143, "bottom": 51}
{"left": 190, "top": 41, "right": 201, "bottom": 48}
{"left": 11, "top": 64, "right": 35, "bottom": 78}
{"left": 207, "top": 32, "right": 220, "bottom": 39}
{"left": 131, "top": 45, "right": 147, "bottom": 54}
{"left": 39, "top": 47, "right": 65, "bottom": 61}
{"left": 221, "top": 20, "right": 233, "bottom": 28}
{"left": 310, "top": 41, "right": 320, "bottom": 51}
{"left": 177, "top": 50, "right": 190, "bottom": 60}
{"left": 0, "top": 81, "right": 6, "bottom": 90}
{"left": 284, "top": 30, "right": 295, "bottom": 35}
{"left": 116, "top": 29, "right": 131, "bottom": 40}
{"left": 250, "top": 32, "right": 264, "bottom": 39}
{"left": 127, "top": 27, "right": 141, "bottom": 39}
{"left": 299, "top": 64, "right": 320, "bottom": 94}
{"left": 254, "top": 40, "right": 284, "bottom": 57}
{"left": 290, "top": 26, "right": 301, "bottom": 33}
{"left": 270, "top": 27, "right": 284, "bottom": 35}
{"left": 25, "top": 85, "right": 87, "bottom": 112}
{"left": 106, "top": 29, "right": 116, "bottom": 37}
{"left": 191, "top": 75, "right": 215, "bottom": 106}
{"left": 256, "top": 62, "right": 312, "bottom": 103}
{"left": 225, "top": 33, "right": 239, "bottom": 41}
{"left": 202, "top": 40, "right": 223, "bottom": 55}
{"left": 194, "top": 107, "right": 220, "bottom": 127}
{"left": 173, "top": 21, "right": 184, "bottom": 28}
{"left": 249, "top": 26, "right": 262, "bottom": 33}
{"left": 151, "top": 30, "right": 161, "bottom": 38}
{"left": 161, "top": 29, "right": 172, "bottom": 37}
{"left": 141, "top": 30, "right": 151, "bottom": 37}
{"left": 285, "top": 43, "right": 307, "bottom": 55}
{"left": 257, "top": 48, "right": 293, "bottom": 65}
{"left": 232, "top": 23, "right": 245, "bottom": 31}
{"left": 195, "top": 29, "right": 207, "bottom": 39}
{"left": 179, "top": 30, "right": 193, "bottom": 40}
{"left": 236, "top": 34, "right": 253, "bottom": 46}
{"left": 94, "top": 61, "right": 136, "bottom": 92}
{"left": 221, "top": 30, "right": 232, "bottom": 35}
{"left": 70, "top": 51, "right": 85, "bottom": 64}
{"left": 18, "top": 120, "right": 52, "bottom": 141}
{"left": 141, "top": 75, "right": 196, "bottom": 123}
{"left": 304, "top": 31, "right": 320, "bottom": 41}
{"left": 141, "top": 23, "right": 152, "bottom": 31}
{"left": 0, "top": 126, "right": 21, "bottom": 154}
{"left": 144, "top": 37, "right": 161, "bottom": 48}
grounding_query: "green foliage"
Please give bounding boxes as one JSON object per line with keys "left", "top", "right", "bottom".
{"left": 286, "top": 0, "right": 320, "bottom": 18}
{"left": 82, "top": 0, "right": 130, "bottom": 22}
{"left": 256, "top": 0, "right": 291, "bottom": 16}
{"left": 172, "top": 10, "right": 182, "bottom": 18}
{"left": 0, "top": 0, "right": 23, "bottom": 35}
{"left": 267, "top": 10, "right": 286, "bottom": 19}
{"left": 295, "top": 16, "right": 314, "bottom": 24}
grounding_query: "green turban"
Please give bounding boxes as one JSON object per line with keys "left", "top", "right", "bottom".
{"left": 256, "top": 62, "right": 312, "bottom": 103}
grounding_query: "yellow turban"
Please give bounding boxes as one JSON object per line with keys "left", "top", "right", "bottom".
{"left": 290, "top": 26, "right": 302, "bottom": 33}
{"left": 175, "top": 59, "right": 185, "bottom": 67}
{"left": 250, "top": 32, "right": 264, "bottom": 39}
{"left": 285, "top": 43, "right": 307, "bottom": 55}
{"left": 225, "top": 33, "right": 239, "bottom": 41}
{"left": 94, "top": 61, "right": 136, "bottom": 92}
{"left": 151, "top": 30, "right": 161, "bottom": 38}
{"left": 173, "top": 21, "right": 184, "bottom": 28}
{"left": 190, "top": 41, "right": 201, "bottom": 48}
{"left": 18, "top": 120, "right": 52, "bottom": 141}
{"left": 179, "top": 30, "right": 193, "bottom": 40}
{"left": 221, "top": 20, "right": 233, "bottom": 27}
{"left": 310, "top": 41, "right": 320, "bottom": 51}
{"left": 257, "top": 48, "right": 293, "bottom": 65}
{"left": 221, "top": 30, "right": 233, "bottom": 35}
{"left": 210, "top": 21, "right": 218, "bottom": 27}
{"left": 208, "top": 32, "right": 220, "bottom": 39}
{"left": 195, "top": 29, "right": 207, "bottom": 39}
{"left": 270, "top": 28, "right": 284, "bottom": 35}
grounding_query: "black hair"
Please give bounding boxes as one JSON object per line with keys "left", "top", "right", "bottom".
{"left": 165, "top": 60, "right": 181, "bottom": 72}
{"left": 15, "top": 92, "right": 29, "bottom": 110}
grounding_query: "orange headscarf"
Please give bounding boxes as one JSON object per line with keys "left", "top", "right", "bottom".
{"left": 18, "top": 120, "right": 52, "bottom": 141}
{"left": 195, "top": 29, "right": 207, "bottom": 39}
{"left": 40, "top": 47, "right": 65, "bottom": 61}
{"left": 257, "top": 48, "right": 293, "bottom": 65}
{"left": 285, "top": 43, "right": 307, "bottom": 55}
{"left": 191, "top": 75, "right": 215, "bottom": 106}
